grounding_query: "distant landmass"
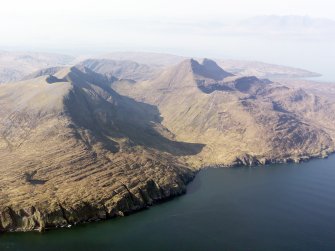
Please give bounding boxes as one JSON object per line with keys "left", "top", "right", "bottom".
{"left": 0, "top": 51, "right": 334, "bottom": 232}
{"left": 0, "top": 51, "right": 74, "bottom": 83}
{"left": 239, "top": 15, "right": 335, "bottom": 35}
{"left": 0, "top": 51, "right": 321, "bottom": 84}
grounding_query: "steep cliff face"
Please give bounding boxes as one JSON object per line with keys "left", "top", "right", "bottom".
{"left": 0, "top": 175, "right": 193, "bottom": 232}
{"left": 113, "top": 59, "right": 335, "bottom": 167}
{"left": 0, "top": 66, "right": 198, "bottom": 232}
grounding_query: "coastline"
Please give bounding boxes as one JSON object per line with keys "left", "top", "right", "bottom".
{"left": 0, "top": 173, "right": 195, "bottom": 233}
{"left": 1, "top": 149, "right": 333, "bottom": 234}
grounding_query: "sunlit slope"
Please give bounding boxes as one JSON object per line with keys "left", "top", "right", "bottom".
{"left": 113, "top": 58, "right": 334, "bottom": 166}
{"left": 0, "top": 66, "right": 198, "bottom": 232}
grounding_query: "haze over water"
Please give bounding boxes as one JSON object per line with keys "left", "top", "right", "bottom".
{"left": 210, "top": 36, "right": 335, "bottom": 82}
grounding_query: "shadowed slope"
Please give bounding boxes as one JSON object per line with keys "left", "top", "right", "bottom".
{"left": 1, "top": 57, "right": 334, "bottom": 233}
{"left": 112, "top": 58, "right": 335, "bottom": 166}
{"left": 0, "top": 66, "right": 203, "bottom": 232}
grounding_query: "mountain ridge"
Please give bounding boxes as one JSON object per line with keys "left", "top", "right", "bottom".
{"left": 1, "top": 56, "right": 335, "bottom": 232}
{"left": 0, "top": 51, "right": 321, "bottom": 84}
{"left": 112, "top": 58, "right": 335, "bottom": 167}
{"left": 0, "top": 66, "right": 199, "bottom": 232}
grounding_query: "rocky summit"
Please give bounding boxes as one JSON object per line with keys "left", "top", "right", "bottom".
{"left": 113, "top": 58, "right": 335, "bottom": 166}
{"left": 0, "top": 55, "right": 335, "bottom": 232}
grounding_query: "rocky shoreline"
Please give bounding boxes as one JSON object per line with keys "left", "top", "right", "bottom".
{"left": 204, "top": 150, "right": 332, "bottom": 169}
{"left": 0, "top": 173, "right": 195, "bottom": 233}
{"left": 1, "top": 150, "right": 332, "bottom": 233}
{"left": 231, "top": 151, "right": 332, "bottom": 167}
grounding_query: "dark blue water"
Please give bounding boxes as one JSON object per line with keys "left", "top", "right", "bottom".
{"left": 1, "top": 155, "right": 335, "bottom": 251}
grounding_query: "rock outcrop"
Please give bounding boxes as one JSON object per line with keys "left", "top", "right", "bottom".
{"left": 0, "top": 175, "right": 193, "bottom": 232}
{"left": 113, "top": 58, "right": 335, "bottom": 167}
{"left": 0, "top": 66, "right": 198, "bottom": 232}
{"left": 0, "top": 57, "right": 334, "bottom": 233}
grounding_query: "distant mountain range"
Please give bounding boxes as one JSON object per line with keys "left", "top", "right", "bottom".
{"left": 236, "top": 15, "right": 335, "bottom": 37}
{"left": 242, "top": 15, "right": 335, "bottom": 30}
{"left": 0, "top": 51, "right": 74, "bottom": 83}
{"left": 124, "top": 15, "right": 335, "bottom": 39}
{"left": 0, "top": 51, "right": 321, "bottom": 84}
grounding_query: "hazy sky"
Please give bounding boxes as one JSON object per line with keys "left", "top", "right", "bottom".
{"left": 1, "top": 0, "right": 335, "bottom": 79}
{"left": 1, "top": 0, "right": 335, "bottom": 20}
{"left": 1, "top": 0, "right": 334, "bottom": 52}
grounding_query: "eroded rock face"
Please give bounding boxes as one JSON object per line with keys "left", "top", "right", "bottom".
{"left": 0, "top": 176, "right": 193, "bottom": 232}
{"left": 112, "top": 58, "right": 335, "bottom": 167}
{"left": 1, "top": 57, "right": 335, "bottom": 232}
{"left": 0, "top": 67, "right": 196, "bottom": 232}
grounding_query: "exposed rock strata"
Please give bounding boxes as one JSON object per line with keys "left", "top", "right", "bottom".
{"left": 0, "top": 66, "right": 196, "bottom": 232}
{"left": 0, "top": 175, "right": 193, "bottom": 232}
{"left": 113, "top": 59, "right": 335, "bottom": 167}
{"left": 0, "top": 58, "right": 334, "bottom": 233}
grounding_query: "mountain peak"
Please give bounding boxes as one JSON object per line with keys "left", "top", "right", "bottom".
{"left": 180, "top": 58, "right": 233, "bottom": 81}
{"left": 146, "top": 58, "right": 235, "bottom": 91}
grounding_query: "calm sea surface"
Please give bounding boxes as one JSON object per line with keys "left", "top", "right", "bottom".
{"left": 1, "top": 155, "right": 335, "bottom": 251}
